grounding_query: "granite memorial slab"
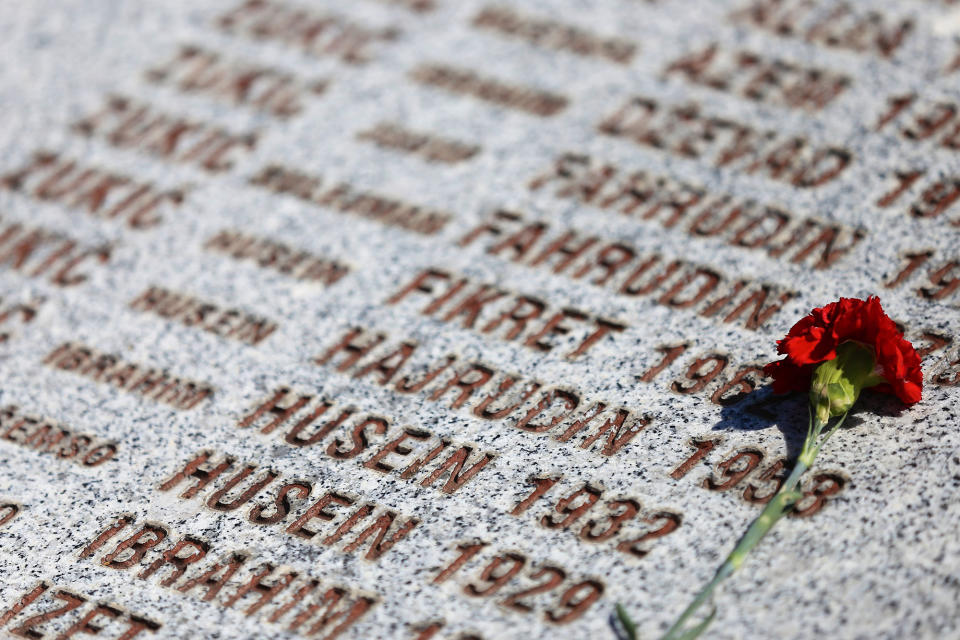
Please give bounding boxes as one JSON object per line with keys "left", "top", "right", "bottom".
{"left": 0, "top": 0, "right": 958, "bottom": 639}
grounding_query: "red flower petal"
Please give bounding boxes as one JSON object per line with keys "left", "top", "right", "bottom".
{"left": 765, "top": 297, "right": 923, "bottom": 405}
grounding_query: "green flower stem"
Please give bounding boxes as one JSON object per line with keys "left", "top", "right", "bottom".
{"left": 650, "top": 409, "right": 849, "bottom": 640}
{"left": 657, "top": 457, "right": 808, "bottom": 639}
{"left": 617, "top": 344, "right": 872, "bottom": 639}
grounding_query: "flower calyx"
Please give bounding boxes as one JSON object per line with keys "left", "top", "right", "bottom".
{"left": 809, "top": 341, "right": 884, "bottom": 425}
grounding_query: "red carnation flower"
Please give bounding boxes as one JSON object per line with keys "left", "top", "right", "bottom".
{"left": 763, "top": 296, "right": 922, "bottom": 404}
{"left": 635, "top": 297, "right": 924, "bottom": 640}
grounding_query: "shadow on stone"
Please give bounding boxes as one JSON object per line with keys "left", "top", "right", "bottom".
{"left": 709, "top": 386, "right": 900, "bottom": 462}
{"left": 710, "top": 386, "right": 807, "bottom": 461}
{"left": 608, "top": 610, "right": 632, "bottom": 640}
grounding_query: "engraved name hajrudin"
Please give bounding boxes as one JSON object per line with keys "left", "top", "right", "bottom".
{"left": 315, "top": 326, "right": 652, "bottom": 458}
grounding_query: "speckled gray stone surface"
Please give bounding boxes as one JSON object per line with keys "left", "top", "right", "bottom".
{"left": 0, "top": 1, "right": 959, "bottom": 639}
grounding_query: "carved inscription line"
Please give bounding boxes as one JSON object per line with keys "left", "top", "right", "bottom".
{"left": 44, "top": 342, "right": 215, "bottom": 411}
{"left": 218, "top": 0, "right": 400, "bottom": 66}
{"left": 508, "top": 475, "right": 682, "bottom": 558}
{"left": 874, "top": 93, "right": 960, "bottom": 155}
{"left": 357, "top": 122, "right": 481, "bottom": 165}
{"left": 874, "top": 165, "right": 960, "bottom": 229}
{"left": 237, "top": 387, "right": 496, "bottom": 495}
{"left": 598, "top": 95, "right": 852, "bottom": 188}
{"left": 0, "top": 405, "right": 118, "bottom": 468}
{"left": 2, "top": 151, "right": 186, "bottom": 230}
{"left": 314, "top": 326, "right": 653, "bottom": 458}
{"left": 730, "top": 0, "right": 913, "bottom": 59}
{"left": 671, "top": 439, "right": 846, "bottom": 517}
{"left": 159, "top": 451, "right": 420, "bottom": 562}
{"left": 79, "top": 516, "right": 374, "bottom": 639}
{"left": 885, "top": 250, "right": 960, "bottom": 305}
{"left": 249, "top": 164, "right": 451, "bottom": 235}
{"left": 146, "top": 44, "right": 329, "bottom": 120}
{"left": 471, "top": 6, "right": 637, "bottom": 65}
{"left": 129, "top": 286, "right": 279, "bottom": 347}
{"left": 386, "top": 268, "right": 627, "bottom": 357}
{"left": 0, "top": 216, "right": 111, "bottom": 287}
{"left": 665, "top": 43, "right": 850, "bottom": 112}
{"left": 204, "top": 230, "right": 351, "bottom": 286}
{"left": 0, "top": 581, "right": 161, "bottom": 639}
{"left": 460, "top": 210, "right": 796, "bottom": 332}
{"left": 411, "top": 64, "right": 569, "bottom": 117}
{"left": 635, "top": 325, "right": 958, "bottom": 411}
{"left": 72, "top": 95, "right": 258, "bottom": 174}
{"left": 529, "top": 152, "right": 865, "bottom": 271}
{"left": 873, "top": 95, "right": 960, "bottom": 231}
